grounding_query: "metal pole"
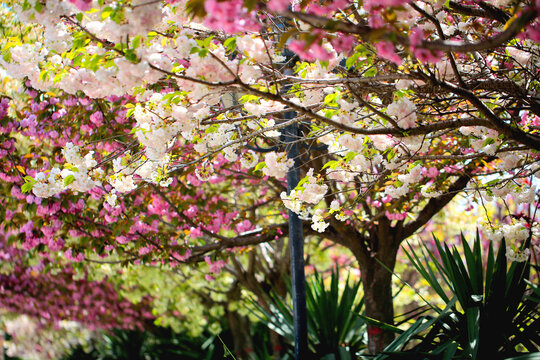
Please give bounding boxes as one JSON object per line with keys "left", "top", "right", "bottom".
{"left": 283, "top": 114, "right": 308, "bottom": 359}
{"left": 246, "top": 52, "right": 308, "bottom": 357}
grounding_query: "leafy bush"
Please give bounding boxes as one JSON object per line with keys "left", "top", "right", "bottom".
{"left": 61, "top": 327, "right": 234, "bottom": 360}
{"left": 376, "top": 233, "right": 539, "bottom": 360}
{"left": 253, "top": 267, "right": 366, "bottom": 359}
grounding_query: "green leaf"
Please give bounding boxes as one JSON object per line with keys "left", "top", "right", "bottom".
{"left": 324, "top": 93, "right": 336, "bottom": 106}
{"left": 239, "top": 94, "right": 259, "bottom": 103}
{"left": 345, "top": 53, "right": 360, "bottom": 69}
{"left": 101, "top": 6, "right": 114, "bottom": 20}
{"left": 483, "top": 137, "right": 495, "bottom": 147}
{"left": 253, "top": 162, "right": 266, "bottom": 171}
{"left": 375, "top": 316, "right": 437, "bottom": 356}
{"left": 343, "top": 151, "right": 357, "bottom": 162}
{"left": 34, "top": 1, "right": 43, "bottom": 13}
{"left": 38, "top": 70, "right": 50, "bottom": 82}
{"left": 505, "top": 355, "right": 540, "bottom": 360}
{"left": 2, "top": 50, "right": 11, "bottom": 62}
{"left": 110, "top": 8, "right": 124, "bottom": 23}
{"left": 461, "top": 234, "right": 483, "bottom": 297}
{"left": 252, "top": 267, "right": 365, "bottom": 355}
{"left": 403, "top": 241, "right": 450, "bottom": 305}
{"left": 386, "top": 148, "right": 396, "bottom": 161}
{"left": 22, "top": 0, "right": 31, "bottom": 11}
{"left": 364, "top": 67, "right": 377, "bottom": 77}
{"left": 466, "top": 306, "right": 480, "bottom": 358}
{"left": 223, "top": 37, "right": 237, "bottom": 52}
{"left": 291, "top": 179, "right": 307, "bottom": 192}
{"left": 124, "top": 49, "right": 138, "bottom": 63}
{"left": 132, "top": 35, "right": 142, "bottom": 49}
{"left": 202, "top": 35, "right": 214, "bottom": 48}
{"left": 64, "top": 175, "right": 76, "bottom": 186}
{"left": 21, "top": 182, "right": 33, "bottom": 194}
{"left": 321, "top": 160, "right": 338, "bottom": 170}
{"left": 198, "top": 49, "right": 208, "bottom": 58}
{"left": 320, "top": 354, "right": 337, "bottom": 360}
{"left": 53, "top": 72, "right": 66, "bottom": 83}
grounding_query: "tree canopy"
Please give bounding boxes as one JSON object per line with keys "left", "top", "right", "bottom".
{"left": 0, "top": 0, "right": 539, "bottom": 354}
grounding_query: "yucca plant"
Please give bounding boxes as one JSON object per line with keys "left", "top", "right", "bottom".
{"left": 61, "top": 327, "right": 228, "bottom": 360}
{"left": 253, "top": 267, "right": 366, "bottom": 359}
{"left": 376, "top": 232, "right": 539, "bottom": 360}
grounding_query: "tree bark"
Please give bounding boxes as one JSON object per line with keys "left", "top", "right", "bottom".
{"left": 226, "top": 310, "right": 254, "bottom": 359}
{"left": 224, "top": 284, "right": 254, "bottom": 358}
{"left": 360, "top": 251, "right": 398, "bottom": 354}
{"left": 340, "top": 221, "right": 400, "bottom": 355}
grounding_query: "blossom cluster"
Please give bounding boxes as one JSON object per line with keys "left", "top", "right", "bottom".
{"left": 0, "top": 1, "right": 538, "bottom": 341}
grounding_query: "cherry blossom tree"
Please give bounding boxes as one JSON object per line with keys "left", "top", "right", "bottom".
{"left": 0, "top": 230, "right": 154, "bottom": 332}
{"left": 1, "top": 0, "right": 539, "bottom": 354}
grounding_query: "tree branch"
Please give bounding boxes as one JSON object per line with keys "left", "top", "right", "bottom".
{"left": 433, "top": 78, "right": 540, "bottom": 151}
{"left": 401, "top": 171, "right": 474, "bottom": 239}
{"left": 278, "top": 8, "right": 536, "bottom": 53}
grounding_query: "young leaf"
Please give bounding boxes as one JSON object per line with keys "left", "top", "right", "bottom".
{"left": 21, "top": 182, "right": 33, "bottom": 194}
{"left": 64, "top": 175, "right": 76, "bottom": 186}
{"left": 253, "top": 162, "right": 267, "bottom": 171}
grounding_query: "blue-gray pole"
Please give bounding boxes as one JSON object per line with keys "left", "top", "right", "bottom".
{"left": 283, "top": 113, "right": 308, "bottom": 359}
{"left": 246, "top": 53, "right": 308, "bottom": 357}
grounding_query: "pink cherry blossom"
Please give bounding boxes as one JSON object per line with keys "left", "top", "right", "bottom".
{"left": 375, "top": 41, "right": 402, "bottom": 65}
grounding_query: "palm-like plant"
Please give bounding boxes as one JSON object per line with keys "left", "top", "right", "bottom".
{"left": 61, "top": 328, "right": 228, "bottom": 360}
{"left": 376, "top": 233, "right": 539, "bottom": 360}
{"left": 253, "top": 267, "right": 366, "bottom": 359}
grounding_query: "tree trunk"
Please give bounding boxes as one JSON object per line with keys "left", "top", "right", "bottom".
{"left": 346, "top": 223, "right": 399, "bottom": 355}
{"left": 225, "top": 285, "right": 254, "bottom": 358}
{"left": 323, "top": 218, "right": 406, "bottom": 354}
{"left": 360, "top": 253, "right": 397, "bottom": 354}
{"left": 226, "top": 310, "right": 254, "bottom": 358}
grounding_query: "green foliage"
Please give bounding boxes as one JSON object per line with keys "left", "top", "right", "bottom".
{"left": 377, "top": 232, "right": 539, "bottom": 360}
{"left": 124, "top": 49, "right": 138, "bottom": 63}
{"left": 61, "top": 328, "right": 234, "bottom": 360}
{"left": 253, "top": 267, "right": 366, "bottom": 358}
{"left": 224, "top": 37, "right": 237, "bottom": 53}
{"left": 63, "top": 174, "right": 76, "bottom": 186}
{"left": 253, "top": 161, "right": 267, "bottom": 171}
{"left": 20, "top": 175, "right": 35, "bottom": 193}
